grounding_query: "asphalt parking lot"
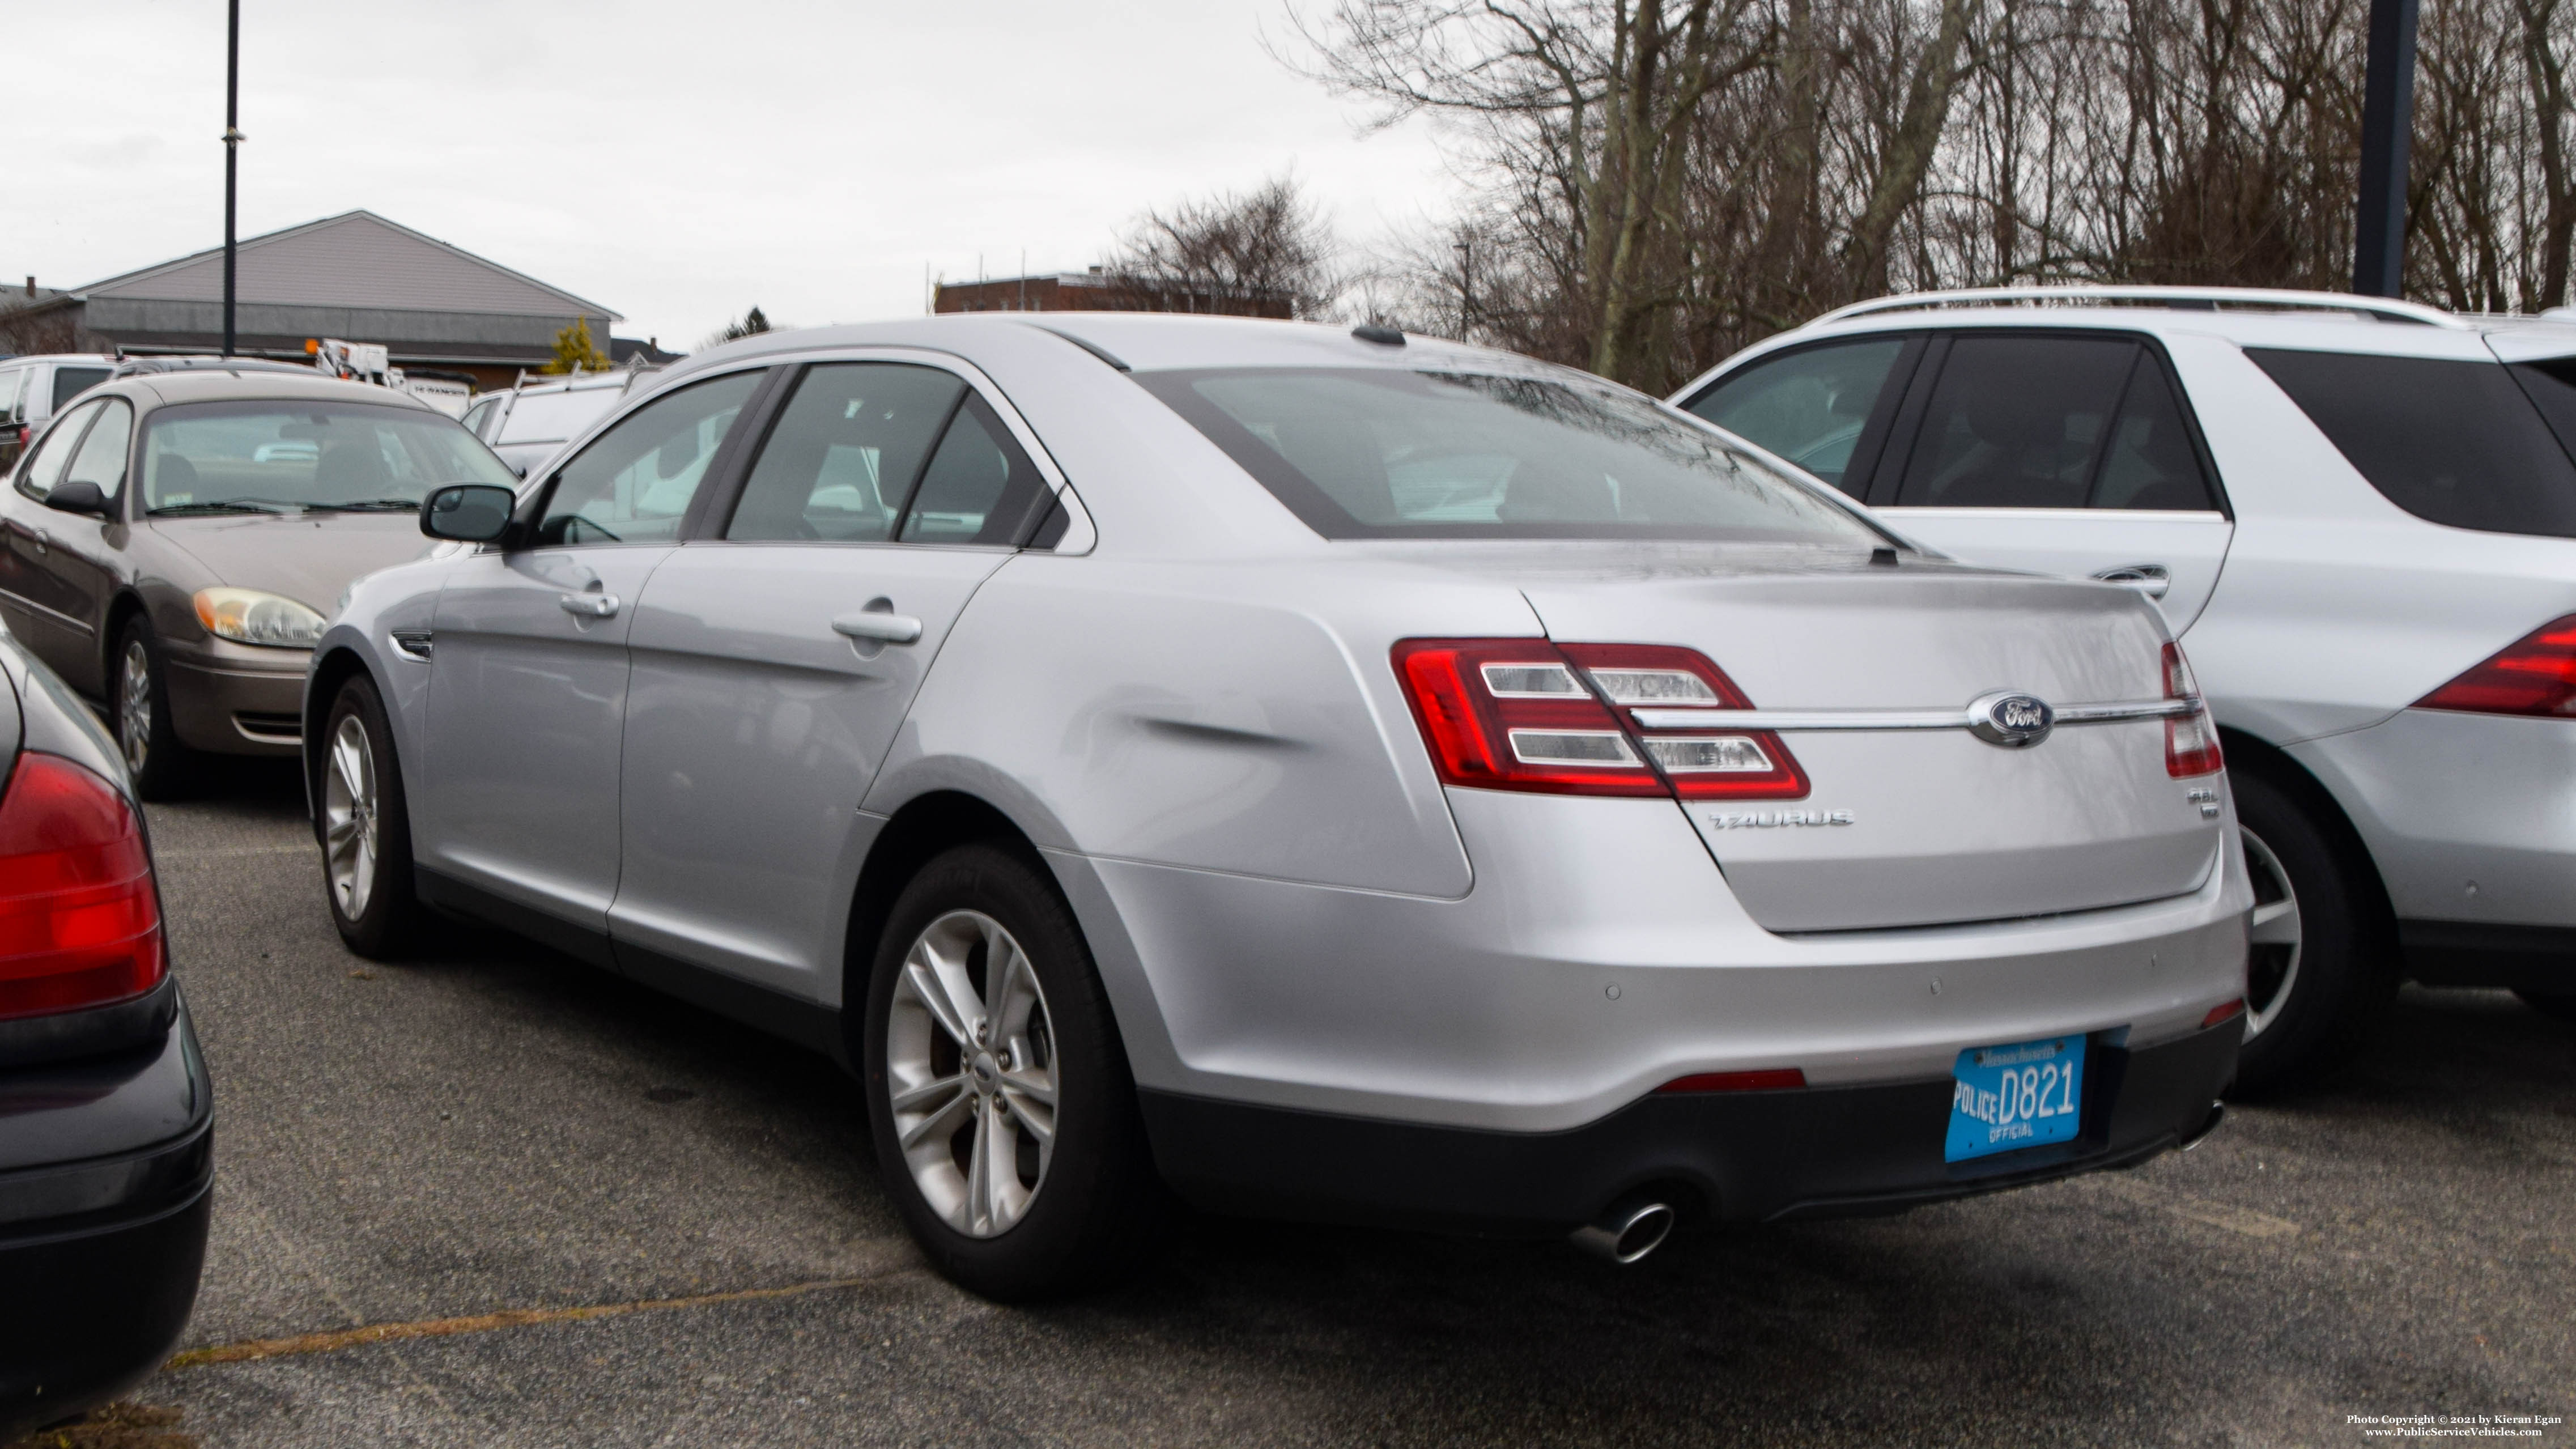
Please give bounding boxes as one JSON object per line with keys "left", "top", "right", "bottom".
{"left": 67, "top": 764, "right": 2576, "bottom": 1447}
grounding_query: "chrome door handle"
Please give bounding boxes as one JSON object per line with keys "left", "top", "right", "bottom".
{"left": 31, "top": 529, "right": 47, "bottom": 556}
{"left": 2092, "top": 563, "right": 2170, "bottom": 598}
{"left": 558, "top": 592, "right": 620, "bottom": 619}
{"left": 832, "top": 610, "right": 924, "bottom": 644}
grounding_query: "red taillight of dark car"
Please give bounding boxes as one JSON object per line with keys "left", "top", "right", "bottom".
{"left": 0, "top": 752, "right": 165, "bottom": 1021}
{"left": 2413, "top": 614, "right": 2576, "bottom": 717}
{"left": 2162, "top": 641, "right": 2224, "bottom": 778}
{"left": 1392, "top": 639, "right": 1809, "bottom": 800}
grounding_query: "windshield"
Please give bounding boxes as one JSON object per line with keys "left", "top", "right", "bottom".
{"left": 140, "top": 400, "right": 518, "bottom": 515}
{"left": 1136, "top": 367, "right": 1885, "bottom": 543}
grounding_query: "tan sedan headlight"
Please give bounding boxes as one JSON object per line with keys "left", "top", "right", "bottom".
{"left": 193, "top": 587, "right": 326, "bottom": 648}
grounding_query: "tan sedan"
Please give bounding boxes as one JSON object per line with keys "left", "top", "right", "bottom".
{"left": 0, "top": 369, "right": 520, "bottom": 796}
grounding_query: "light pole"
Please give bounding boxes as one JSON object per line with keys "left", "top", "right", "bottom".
{"left": 221, "top": 0, "right": 242, "bottom": 356}
{"left": 2352, "top": 0, "right": 2419, "bottom": 298}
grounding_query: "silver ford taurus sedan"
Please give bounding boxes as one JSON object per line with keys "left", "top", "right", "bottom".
{"left": 307, "top": 314, "right": 2250, "bottom": 1298}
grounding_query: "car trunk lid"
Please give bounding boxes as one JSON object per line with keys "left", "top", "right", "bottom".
{"left": 1379, "top": 542, "right": 2223, "bottom": 932}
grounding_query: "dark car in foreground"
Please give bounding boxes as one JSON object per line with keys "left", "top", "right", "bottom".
{"left": 0, "top": 628, "right": 211, "bottom": 1438}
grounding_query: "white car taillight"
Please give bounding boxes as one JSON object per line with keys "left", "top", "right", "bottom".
{"left": 1392, "top": 639, "right": 1809, "bottom": 800}
{"left": 0, "top": 752, "right": 165, "bottom": 1021}
{"left": 2414, "top": 614, "right": 2576, "bottom": 717}
{"left": 2162, "top": 641, "right": 2223, "bottom": 778}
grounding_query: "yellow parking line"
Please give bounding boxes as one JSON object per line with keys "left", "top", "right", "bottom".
{"left": 164, "top": 1276, "right": 879, "bottom": 1369}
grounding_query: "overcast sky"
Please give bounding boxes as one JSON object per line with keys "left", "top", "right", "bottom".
{"left": 1, "top": 1, "right": 1456, "bottom": 350}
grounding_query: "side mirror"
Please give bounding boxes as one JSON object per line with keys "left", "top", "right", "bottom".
{"left": 41, "top": 479, "right": 111, "bottom": 517}
{"left": 420, "top": 483, "right": 517, "bottom": 543}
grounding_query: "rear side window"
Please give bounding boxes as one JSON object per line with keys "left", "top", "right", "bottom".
{"left": 16, "top": 399, "right": 101, "bottom": 500}
{"left": 726, "top": 363, "right": 962, "bottom": 543}
{"left": 1681, "top": 338, "right": 1906, "bottom": 495}
{"left": 899, "top": 394, "right": 1045, "bottom": 545}
{"left": 1138, "top": 367, "right": 1882, "bottom": 544}
{"left": 2248, "top": 349, "right": 2576, "bottom": 537}
{"left": 0, "top": 369, "right": 22, "bottom": 420}
{"left": 50, "top": 367, "right": 108, "bottom": 413}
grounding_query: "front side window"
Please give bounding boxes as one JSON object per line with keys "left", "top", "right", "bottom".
{"left": 140, "top": 401, "right": 517, "bottom": 516}
{"left": 62, "top": 398, "right": 133, "bottom": 504}
{"left": 1682, "top": 338, "right": 1906, "bottom": 494}
{"left": 16, "top": 399, "right": 103, "bottom": 502}
{"left": 0, "top": 368, "right": 23, "bottom": 423}
{"left": 1138, "top": 367, "right": 1882, "bottom": 543}
{"left": 537, "top": 370, "right": 761, "bottom": 546}
{"left": 2249, "top": 349, "right": 2576, "bottom": 538}
{"left": 50, "top": 367, "right": 109, "bottom": 414}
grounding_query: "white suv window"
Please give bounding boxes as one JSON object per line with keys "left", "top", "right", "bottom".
{"left": 2250, "top": 348, "right": 2576, "bottom": 538}
{"left": 1893, "top": 335, "right": 2217, "bottom": 512}
{"left": 1682, "top": 338, "right": 1908, "bottom": 496}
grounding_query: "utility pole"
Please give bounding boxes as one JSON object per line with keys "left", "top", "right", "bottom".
{"left": 221, "top": 0, "right": 243, "bottom": 356}
{"left": 2352, "top": 0, "right": 2419, "bottom": 298}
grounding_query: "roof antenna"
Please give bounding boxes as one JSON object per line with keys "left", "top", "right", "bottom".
{"left": 1351, "top": 324, "right": 1404, "bottom": 346}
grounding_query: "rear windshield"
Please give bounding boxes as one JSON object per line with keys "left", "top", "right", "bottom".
{"left": 497, "top": 387, "right": 620, "bottom": 444}
{"left": 51, "top": 367, "right": 109, "bottom": 413}
{"left": 1137, "top": 367, "right": 1884, "bottom": 543}
{"left": 139, "top": 400, "right": 518, "bottom": 516}
{"left": 2247, "top": 348, "right": 2576, "bottom": 537}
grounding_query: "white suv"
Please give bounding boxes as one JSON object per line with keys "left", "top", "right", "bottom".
{"left": 1674, "top": 285, "right": 2576, "bottom": 1091}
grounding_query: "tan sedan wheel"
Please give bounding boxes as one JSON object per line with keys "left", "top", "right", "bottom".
{"left": 112, "top": 618, "right": 194, "bottom": 800}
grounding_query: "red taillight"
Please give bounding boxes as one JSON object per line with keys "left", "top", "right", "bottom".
{"left": 1657, "top": 1068, "right": 1807, "bottom": 1093}
{"left": 1392, "top": 639, "right": 1808, "bottom": 800}
{"left": 2162, "top": 641, "right": 2223, "bottom": 777}
{"left": 0, "top": 753, "right": 165, "bottom": 1021}
{"left": 2201, "top": 997, "right": 2246, "bottom": 1029}
{"left": 2415, "top": 614, "right": 2576, "bottom": 717}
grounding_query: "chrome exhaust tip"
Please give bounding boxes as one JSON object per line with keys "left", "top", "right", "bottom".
{"left": 2179, "top": 1099, "right": 2226, "bottom": 1151}
{"left": 1570, "top": 1196, "right": 1677, "bottom": 1264}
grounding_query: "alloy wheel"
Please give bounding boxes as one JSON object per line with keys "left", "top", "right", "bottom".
{"left": 886, "top": 908, "right": 1058, "bottom": 1238}
{"left": 2241, "top": 826, "right": 2303, "bottom": 1039}
{"left": 322, "top": 714, "right": 379, "bottom": 919}
{"left": 117, "top": 640, "right": 152, "bottom": 775}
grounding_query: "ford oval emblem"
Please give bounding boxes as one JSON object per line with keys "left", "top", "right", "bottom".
{"left": 1968, "top": 691, "right": 2056, "bottom": 748}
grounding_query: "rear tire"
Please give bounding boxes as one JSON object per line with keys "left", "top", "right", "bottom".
{"left": 316, "top": 674, "right": 422, "bottom": 960}
{"left": 863, "top": 843, "right": 1164, "bottom": 1301}
{"left": 113, "top": 618, "right": 194, "bottom": 801}
{"left": 2515, "top": 990, "right": 2576, "bottom": 1023}
{"left": 2227, "top": 770, "right": 2398, "bottom": 1097}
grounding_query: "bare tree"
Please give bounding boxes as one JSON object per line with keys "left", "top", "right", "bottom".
{"left": 1106, "top": 175, "right": 1340, "bottom": 317}
{"left": 1288, "top": 0, "right": 2576, "bottom": 393}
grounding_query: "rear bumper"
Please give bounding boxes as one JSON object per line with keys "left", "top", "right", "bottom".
{"left": 2399, "top": 920, "right": 2576, "bottom": 991}
{"left": 1143, "top": 1018, "right": 2239, "bottom": 1235}
{"left": 0, "top": 1006, "right": 215, "bottom": 1439}
{"left": 2292, "top": 709, "right": 2576, "bottom": 931}
{"left": 165, "top": 647, "right": 307, "bottom": 755}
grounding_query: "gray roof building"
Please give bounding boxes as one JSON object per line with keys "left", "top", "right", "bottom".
{"left": 3, "top": 211, "right": 622, "bottom": 387}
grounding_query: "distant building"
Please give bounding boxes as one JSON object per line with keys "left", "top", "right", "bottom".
{"left": 1, "top": 211, "right": 636, "bottom": 390}
{"left": 934, "top": 266, "right": 1293, "bottom": 319}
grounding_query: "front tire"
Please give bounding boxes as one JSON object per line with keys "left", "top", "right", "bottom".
{"left": 317, "top": 674, "right": 421, "bottom": 959}
{"left": 113, "top": 618, "right": 194, "bottom": 801}
{"left": 2228, "top": 770, "right": 2398, "bottom": 1097}
{"left": 864, "top": 843, "right": 1162, "bottom": 1301}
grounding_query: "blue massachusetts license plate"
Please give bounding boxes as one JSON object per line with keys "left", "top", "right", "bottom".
{"left": 1945, "top": 1035, "right": 2087, "bottom": 1162}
